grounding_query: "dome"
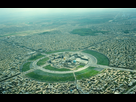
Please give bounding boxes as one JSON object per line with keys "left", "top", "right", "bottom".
{"left": 73, "top": 60, "right": 76, "bottom": 63}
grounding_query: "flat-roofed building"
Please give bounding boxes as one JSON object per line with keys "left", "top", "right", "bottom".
{"left": 76, "top": 58, "right": 88, "bottom": 65}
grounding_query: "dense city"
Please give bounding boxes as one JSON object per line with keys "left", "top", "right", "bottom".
{"left": 1, "top": 8, "right": 136, "bottom": 94}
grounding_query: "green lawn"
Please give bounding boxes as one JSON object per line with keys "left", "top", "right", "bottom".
{"left": 76, "top": 65, "right": 85, "bottom": 70}
{"left": 21, "top": 62, "right": 31, "bottom": 72}
{"left": 74, "top": 18, "right": 112, "bottom": 25}
{"left": 82, "top": 50, "right": 109, "bottom": 65}
{"left": 77, "top": 65, "right": 85, "bottom": 68}
{"left": 43, "top": 65, "right": 71, "bottom": 71}
{"left": 70, "top": 28, "right": 108, "bottom": 36}
{"left": 123, "top": 30, "right": 129, "bottom": 34}
{"left": 28, "top": 54, "right": 45, "bottom": 61}
{"left": 37, "top": 57, "right": 49, "bottom": 66}
{"left": 25, "top": 69, "right": 75, "bottom": 82}
{"left": 75, "top": 67, "right": 100, "bottom": 80}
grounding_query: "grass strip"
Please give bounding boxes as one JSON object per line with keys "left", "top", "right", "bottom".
{"left": 82, "top": 50, "right": 109, "bottom": 65}
{"left": 43, "top": 65, "right": 71, "bottom": 71}
{"left": 28, "top": 54, "right": 45, "bottom": 61}
{"left": 26, "top": 69, "right": 75, "bottom": 82}
{"left": 76, "top": 65, "right": 85, "bottom": 69}
{"left": 37, "top": 57, "right": 49, "bottom": 66}
{"left": 75, "top": 67, "right": 99, "bottom": 80}
{"left": 70, "top": 28, "right": 108, "bottom": 36}
{"left": 22, "top": 62, "right": 31, "bottom": 72}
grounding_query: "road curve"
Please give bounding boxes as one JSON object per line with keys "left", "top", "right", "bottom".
{"left": 27, "top": 51, "right": 97, "bottom": 74}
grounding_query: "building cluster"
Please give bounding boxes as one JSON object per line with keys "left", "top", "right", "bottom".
{"left": 0, "top": 75, "right": 79, "bottom": 94}
{"left": 77, "top": 68, "right": 136, "bottom": 94}
{"left": 0, "top": 40, "right": 32, "bottom": 79}
{"left": 48, "top": 52, "right": 88, "bottom": 68}
{"left": 88, "top": 36, "right": 136, "bottom": 69}
{"left": 5, "top": 32, "right": 110, "bottom": 52}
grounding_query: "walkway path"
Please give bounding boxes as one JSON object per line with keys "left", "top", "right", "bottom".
{"left": 22, "top": 68, "right": 37, "bottom": 75}
{"left": 73, "top": 72, "right": 76, "bottom": 80}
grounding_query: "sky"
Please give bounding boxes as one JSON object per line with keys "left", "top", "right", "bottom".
{"left": 0, "top": 8, "right": 135, "bottom": 21}
{"left": 0, "top": 8, "right": 106, "bottom": 19}
{"left": 1, "top": 8, "right": 135, "bottom": 15}
{"left": 0, "top": 8, "right": 122, "bottom": 15}
{"left": 0, "top": 8, "right": 104, "bottom": 13}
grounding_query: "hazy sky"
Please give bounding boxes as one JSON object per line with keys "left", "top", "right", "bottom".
{"left": 0, "top": 8, "right": 135, "bottom": 20}
{"left": 1, "top": 8, "right": 135, "bottom": 14}
{"left": 0, "top": 8, "right": 121, "bottom": 15}
{"left": 0, "top": 8, "right": 105, "bottom": 13}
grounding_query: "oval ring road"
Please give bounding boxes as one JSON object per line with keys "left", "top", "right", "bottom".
{"left": 29, "top": 51, "right": 97, "bottom": 74}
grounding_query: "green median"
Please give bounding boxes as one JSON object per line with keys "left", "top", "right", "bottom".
{"left": 28, "top": 54, "right": 45, "bottom": 61}
{"left": 21, "top": 62, "right": 31, "bottom": 72}
{"left": 82, "top": 50, "right": 109, "bottom": 65}
{"left": 26, "top": 69, "right": 75, "bottom": 82}
{"left": 75, "top": 67, "right": 100, "bottom": 80}
{"left": 37, "top": 57, "right": 49, "bottom": 66}
{"left": 76, "top": 65, "right": 85, "bottom": 70}
{"left": 43, "top": 65, "right": 71, "bottom": 71}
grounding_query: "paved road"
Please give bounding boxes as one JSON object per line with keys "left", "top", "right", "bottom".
{"left": 37, "top": 65, "right": 90, "bottom": 74}
{"left": 31, "top": 56, "right": 47, "bottom": 68}
{"left": 73, "top": 72, "right": 76, "bottom": 80}
{"left": 94, "top": 65, "right": 136, "bottom": 73}
{"left": 22, "top": 68, "right": 37, "bottom": 75}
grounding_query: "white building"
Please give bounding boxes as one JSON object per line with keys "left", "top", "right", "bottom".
{"left": 76, "top": 58, "right": 88, "bottom": 64}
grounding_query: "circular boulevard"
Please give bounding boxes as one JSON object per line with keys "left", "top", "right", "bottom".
{"left": 20, "top": 50, "right": 109, "bottom": 83}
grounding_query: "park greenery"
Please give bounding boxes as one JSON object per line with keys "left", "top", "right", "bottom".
{"left": 21, "top": 62, "right": 31, "bottom": 72}
{"left": 76, "top": 65, "right": 85, "bottom": 70}
{"left": 77, "top": 65, "right": 85, "bottom": 68}
{"left": 25, "top": 65, "right": 100, "bottom": 82}
{"left": 26, "top": 69, "right": 75, "bottom": 82}
{"left": 75, "top": 67, "right": 100, "bottom": 80}
{"left": 37, "top": 57, "right": 49, "bottom": 66}
{"left": 24, "top": 50, "right": 107, "bottom": 82}
{"left": 43, "top": 65, "right": 71, "bottom": 71}
{"left": 82, "top": 50, "right": 109, "bottom": 65}
{"left": 75, "top": 18, "right": 112, "bottom": 25}
{"left": 28, "top": 53, "right": 45, "bottom": 61}
{"left": 123, "top": 30, "right": 129, "bottom": 34}
{"left": 70, "top": 28, "right": 108, "bottom": 36}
